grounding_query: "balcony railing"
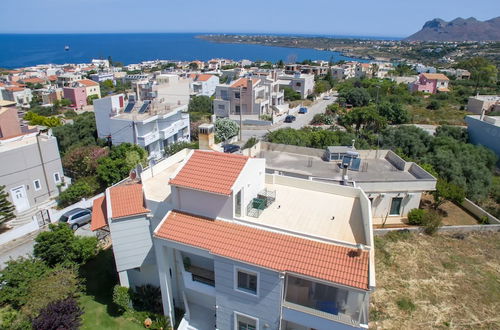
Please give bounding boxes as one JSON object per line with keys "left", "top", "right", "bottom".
{"left": 246, "top": 188, "right": 276, "bottom": 218}
{"left": 187, "top": 265, "right": 215, "bottom": 287}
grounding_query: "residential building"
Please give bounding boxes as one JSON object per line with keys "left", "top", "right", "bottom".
{"left": 355, "top": 63, "right": 373, "bottom": 78}
{"left": 90, "top": 72, "right": 115, "bottom": 83}
{"left": 467, "top": 95, "right": 500, "bottom": 115}
{"left": 189, "top": 74, "right": 219, "bottom": 96}
{"left": 91, "top": 139, "right": 375, "bottom": 329}
{"left": 91, "top": 59, "right": 110, "bottom": 69}
{"left": 277, "top": 73, "right": 315, "bottom": 98}
{"left": 57, "top": 73, "right": 82, "bottom": 87}
{"left": 414, "top": 64, "right": 436, "bottom": 74}
{"left": 63, "top": 86, "right": 87, "bottom": 109}
{"left": 75, "top": 79, "right": 101, "bottom": 99}
{"left": 0, "top": 130, "right": 67, "bottom": 216}
{"left": 213, "top": 74, "right": 285, "bottom": 118}
{"left": 331, "top": 63, "right": 356, "bottom": 80}
{"left": 0, "top": 86, "right": 33, "bottom": 107}
{"left": 410, "top": 73, "right": 450, "bottom": 94}
{"left": 0, "top": 107, "right": 22, "bottom": 139}
{"left": 243, "top": 142, "right": 437, "bottom": 225}
{"left": 439, "top": 68, "right": 470, "bottom": 80}
{"left": 41, "top": 88, "right": 63, "bottom": 105}
{"left": 93, "top": 91, "right": 190, "bottom": 159}
{"left": 465, "top": 115, "right": 500, "bottom": 165}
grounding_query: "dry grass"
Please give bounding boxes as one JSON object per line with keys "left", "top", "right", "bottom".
{"left": 408, "top": 105, "right": 468, "bottom": 125}
{"left": 371, "top": 231, "right": 500, "bottom": 329}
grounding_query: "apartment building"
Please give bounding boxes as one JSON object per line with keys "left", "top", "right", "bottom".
{"left": 63, "top": 86, "right": 87, "bottom": 109}
{"left": 91, "top": 128, "right": 375, "bottom": 330}
{"left": 0, "top": 86, "right": 33, "bottom": 107}
{"left": 244, "top": 142, "right": 437, "bottom": 225}
{"left": 410, "top": 73, "right": 449, "bottom": 94}
{"left": 93, "top": 91, "right": 190, "bottom": 159}
{"left": 213, "top": 75, "right": 285, "bottom": 118}
{"left": 57, "top": 73, "right": 83, "bottom": 87}
{"left": 277, "top": 73, "right": 315, "bottom": 98}
{"left": 189, "top": 74, "right": 219, "bottom": 96}
{"left": 0, "top": 130, "right": 67, "bottom": 215}
{"left": 331, "top": 63, "right": 356, "bottom": 80}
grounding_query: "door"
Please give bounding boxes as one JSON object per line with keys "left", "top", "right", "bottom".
{"left": 10, "top": 186, "right": 30, "bottom": 212}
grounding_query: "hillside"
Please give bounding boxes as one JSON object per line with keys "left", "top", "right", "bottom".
{"left": 406, "top": 17, "right": 500, "bottom": 41}
{"left": 371, "top": 231, "right": 500, "bottom": 329}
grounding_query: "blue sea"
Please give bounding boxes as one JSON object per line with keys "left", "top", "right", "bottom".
{"left": 0, "top": 33, "right": 375, "bottom": 68}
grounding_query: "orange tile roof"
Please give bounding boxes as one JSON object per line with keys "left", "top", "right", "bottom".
{"left": 437, "top": 87, "right": 450, "bottom": 92}
{"left": 78, "top": 79, "right": 99, "bottom": 87}
{"left": 22, "top": 77, "right": 45, "bottom": 84}
{"left": 230, "top": 77, "right": 260, "bottom": 88}
{"left": 5, "top": 87, "right": 24, "bottom": 92}
{"left": 90, "top": 196, "right": 108, "bottom": 231}
{"left": 155, "top": 211, "right": 370, "bottom": 290}
{"left": 169, "top": 150, "right": 249, "bottom": 195}
{"left": 422, "top": 73, "right": 449, "bottom": 81}
{"left": 48, "top": 75, "right": 58, "bottom": 81}
{"left": 109, "top": 183, "right": 149, "bottom": 218}
{"left": 190, "top": 74, "right": 214, "bottom": 82}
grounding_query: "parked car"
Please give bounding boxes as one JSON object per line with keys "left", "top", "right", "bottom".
{"left": 223, "top": 144, "right": 241, "bottom": 153}
{"left": 59, "top": 208, "right": 92, "bottom": 230}
{"left": 323, "top": 95, "right": 332, "bottom": 100}
{"left": 284, "top": 115, "right": 296, "bottom": 123}
{"left": 298, "top": 107, "right": 308, "bottom": 114}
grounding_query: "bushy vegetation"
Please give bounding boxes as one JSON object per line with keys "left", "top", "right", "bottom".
{"left": 24, "top": 111, "right": 62, "bottom": 127}
{"left": 32, "top": 297, "right": 83, "bottom": 330}
{"left": 0, "top": 185, "right": 15, "bottom": 225}
{"left": 215, "top": 118, "right": 239, "bottom": 141}
{"left": 407, "top": 209, "right": 425, "bottom": 225}
{"left": 282, "top": 87, "right": 301, "bottom": 101}
{"left": 164, "top": 141, "right": 199, "bottom": 156}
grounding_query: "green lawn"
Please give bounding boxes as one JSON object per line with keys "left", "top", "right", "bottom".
{"left": 79, "top": 249, "right": 142, "bottom": 330}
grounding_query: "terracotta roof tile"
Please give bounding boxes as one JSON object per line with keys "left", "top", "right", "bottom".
{"left": 230, "top": 77, "right": 260, "bottom": 88}
{"left": 77, "top": 79, "right": 99, "bottom": 87}
{"left": 190, "top": 74, "right": 214, "bottom": 82}
{"left": 90, "top": 196, "right": 108, "bottom": 231}
{"left": 422, "top": 73, "right": 449, "bottom": 81}
{"left": 155, "top": 211, "right": 370, "bottom": 290}
{"left": 109, "top": 183, "right": 149, "bottom": 218}
{"left": 169, "top": 150, "right": 249, "bottom": 195}
{"left": 21, "top": 77, "right": 45, "bottom": 84}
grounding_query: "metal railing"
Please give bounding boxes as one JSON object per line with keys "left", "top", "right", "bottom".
{"left": 246, "top": 189, "right": 276, "bottom": 218}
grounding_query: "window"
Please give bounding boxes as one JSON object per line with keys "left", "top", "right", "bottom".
{"left": 235, "top": 268, "right": 258, "bottom": 295}
{"left": 234, "top": 91, "right": 240, "bottom": 99}
{"left": 235, "top": 189, "right": 242, "bottom": 217}
{"left": 390, "top": 197, "right": 403, "bottom": 215}
{"left": 33, "top": 179, "right": 41, "bottom": 191}
{"left": 218, "top": 104, "right": 225, "bottom": 110}
{"left": 296, "top": 82, "right": 302, "bottom": 87}
{"left": 235, "top": 105, "right": 241, "bottom": 114}
{"left": 234, "top": 312, "right": 258, "bottom": 330}
{"left": 53, "top": 172, "right": 61, "bottom": 184}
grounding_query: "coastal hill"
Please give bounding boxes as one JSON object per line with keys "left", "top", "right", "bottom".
{"left": 405, "top": 17, "right": 500, "bottom": 41}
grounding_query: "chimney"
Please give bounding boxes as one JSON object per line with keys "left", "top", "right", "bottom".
{"left": 198, "top": 123, "right": 215, "bottom": 150}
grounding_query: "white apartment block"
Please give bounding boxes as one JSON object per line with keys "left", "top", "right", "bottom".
{"left": 277, "top": 73, "right": 315, "bottom": 98}
{"left": 189, "top": 74, "right": 220, "bottom": 97}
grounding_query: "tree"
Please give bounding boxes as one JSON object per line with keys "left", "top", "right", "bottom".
{"left": 426, "top": 100, "right": 441, "bottom": 110}
{"left": 164, "top": 141, "right": 198, "bottom": 156}
{"left": 431, "top": 179, "right": 465, "bottom": 210}
{"left": 57, "top": 177, "right": 100, "bottom": 208}
{"left": 33, "top": 223, "right": 99, "bottom": 267}
{"left": 215, "top": 118, "right": 239, "bottom": 141}
{"left": 338, "top": 106, "right": 387, "bottom": 133}
{"left": 32, "top": 297, "right": 83, "bottom": 330}
{"left": 62, "top": 146, "right": 109, "bottom": 179}
{"left": 435, "top": 125, "right": 468, "bottom": 143}
{"left": 276, "top": 59, "right": 284, "bottom": 68}
{"left": 314, "top": 80, "right": 331, "bottom": 95}
{"left": 0, "top": 185, "right": 15, "bottom": 225}
{"left": 0, "top": 258, "right": 49, "bottom": 308}
{"left": 189, "top": 62, "right": 199, "bottom": 70}
{"left": 100, "top": 80, "right": 115, "bottom": 95}
{"left": 52, "top": 112, "right": 100, "bottom": 155}
{"left": 96, "top": 143, "right": 148, "bottom": 187}
{"left": 22, "top": 267, "right": 82, "bottom": 319}
{"left": 23, "top": 112, "right": 62, "bottom": 127}
{"left": 188, "top": 95, "right": 212, "bottom": 113}
{"left": 282, "top": 87, "right": 301, "bottom": 101}
{"left": 341, "top": 87, "right": 371, "bottom": 107}
{"left": 380, "top": 126, "right": 432, "bottom": 159}
{"left": 86, "top": 94, "right": 99, "bottom": 105}
{"left": 456, "top": 57, "right": 498, "bottom": 92}
{"left": 377, "top": 102, "right": 409, "bottom": 124}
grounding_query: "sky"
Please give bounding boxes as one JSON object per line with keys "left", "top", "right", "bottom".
{"left": 1, "top": 0, "right": 499, "bottom": 37}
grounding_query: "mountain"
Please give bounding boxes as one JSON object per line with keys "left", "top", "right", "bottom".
{"left": 405, "top": 17, "right": 500, "bottom": 41}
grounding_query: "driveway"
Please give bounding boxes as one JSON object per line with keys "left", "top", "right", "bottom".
{"left": 241, "top": 97, "right": 336, "bottom": 140}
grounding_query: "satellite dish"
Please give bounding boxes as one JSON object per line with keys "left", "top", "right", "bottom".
{"left": 129, "top": 169, "right": 137, "bottom": 180}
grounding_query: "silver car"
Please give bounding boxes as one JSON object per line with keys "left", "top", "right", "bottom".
{"left": 59, "top": 208, "right": 92, "bottom": 230}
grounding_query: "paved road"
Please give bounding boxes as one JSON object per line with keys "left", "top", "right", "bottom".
{"left": 0, "top": 223, "right": 96, "bottom": 269}
{"left": 241, "top": 97, "right": 336, "bottom": 141}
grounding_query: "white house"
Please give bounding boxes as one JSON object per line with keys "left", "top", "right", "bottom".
{"left": 189, "top": 74, "right": 219, "bottom": 97}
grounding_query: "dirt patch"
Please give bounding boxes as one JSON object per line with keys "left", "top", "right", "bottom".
{"left": 421, "top": 193, "right": 479, "bottom": 225}
{"left": 371, "top": 231, "right": 500, "bottom": 329}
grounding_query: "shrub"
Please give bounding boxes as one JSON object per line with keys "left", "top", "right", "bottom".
{"left": 396, "top": 297, "right": 416, "bottom": 312}
{"left": 310, "top": 113, "right": 335, "bottom": 125}
{"left": 164, "top": 141, "right": 198, "bottom": 156}
{"left": 243, "top": 137, "right": 259, "bottom": 149}
{"left": 57, "top": 180, "right": 96, "bottom": 208}
{"left": 32, "top": 297, "right": 83, "bottom": 330}
{"left": 34, "top": 223, "right": 99, "bottom": 267}
{"left": 427, "top": 100, "right": 441, "bottom": 110}
{"left": 407, "top": 208, "right": 426, "bottom": 225}
{"left": 422, "top": 210, "right": 442, "bottom": 235}
{"left": 113, "top": 285, "right": 132, "bottom": 313}
{"left": 215, "top": 118, "right": 239, "bottom": 142}
{"left": 132, "top": 285, "right": 163, "bottom": 314}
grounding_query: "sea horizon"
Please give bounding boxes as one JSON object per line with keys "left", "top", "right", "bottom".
{"left": 0, "top": 32, "right": 390, "bottom": 68}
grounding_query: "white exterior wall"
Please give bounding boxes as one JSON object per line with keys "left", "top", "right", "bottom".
{"left": 232, "top": 158, "right": 266, "bottom": 218}
{"left": 94, "top": 94, "right": 124, "bottom": 138}
{"left": 369, "top": 192, "right": 420, "bottom": 218}
{"left": 173, "top": 186, "right": 233, "bottom": 220}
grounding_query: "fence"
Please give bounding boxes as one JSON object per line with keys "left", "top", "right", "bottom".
{"left": 460, "top": 198, "right": 500, "bottom": 224}
{"left": 374, "top": 224, "right": 500, "bottom": 236}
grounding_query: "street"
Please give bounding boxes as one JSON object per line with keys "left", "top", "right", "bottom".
{"left": 241, "top": 97, "right": 336, "bottom": 141}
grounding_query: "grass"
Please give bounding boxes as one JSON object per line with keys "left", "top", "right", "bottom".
{"left": 408, "top": 104, "right": 468, "bottom": 125}
{"left": 371, "top": 231, "right": 500, "bottom": 329}
{"left": 78, "top": 249, "right": 142, "bottom": 330}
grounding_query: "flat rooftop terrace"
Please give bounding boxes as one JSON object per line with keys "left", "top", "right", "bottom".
{"left": 240, "top": 175, "right": 367, "bottom": 246}
{"left": 114, "top": 101, "right": 186, "bottom": 122}
{"left": 260, "top": 150, "right": 418, "bottom": 182}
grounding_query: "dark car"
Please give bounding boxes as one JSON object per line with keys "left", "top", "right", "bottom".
{"left": 298, "top": 107, "right": 308, "bottom": 114}
{"left": 284, "top": 115, "right": 296, "bottom": 123}
{"left": 223, "top": 144, "right": 241, "bottom": 153}
{"left": 59, "top": 208, "right": 92, "bottom": 230}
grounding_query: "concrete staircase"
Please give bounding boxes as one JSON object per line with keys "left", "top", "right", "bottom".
{"left": 6, "top": 199, "right": 57, "bottom": 228}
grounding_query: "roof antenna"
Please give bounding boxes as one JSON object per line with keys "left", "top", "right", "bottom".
{"left": 351, "top": 139, "right": 355, "bottom": 148}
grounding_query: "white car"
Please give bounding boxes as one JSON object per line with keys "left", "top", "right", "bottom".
{"left": 323, "top": 96, "right": 332, "bottom": 100}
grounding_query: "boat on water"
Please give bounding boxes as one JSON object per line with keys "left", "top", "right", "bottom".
{"left": 64, "top": 45, "right": 70, "bottom": 51}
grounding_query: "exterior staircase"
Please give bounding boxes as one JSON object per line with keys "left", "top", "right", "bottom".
{"left": 6, "top": 199, "right": 57, "bottom": 228}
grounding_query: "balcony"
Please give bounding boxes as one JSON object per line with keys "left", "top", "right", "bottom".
{"left": 180, "top": 253, "right": 215, "bottom": 296}
{"left": 283, "top": 275, "right": 368, "bottom": 328}
{"left": 137, "top": 131, "right": 160, "bottom": 146}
